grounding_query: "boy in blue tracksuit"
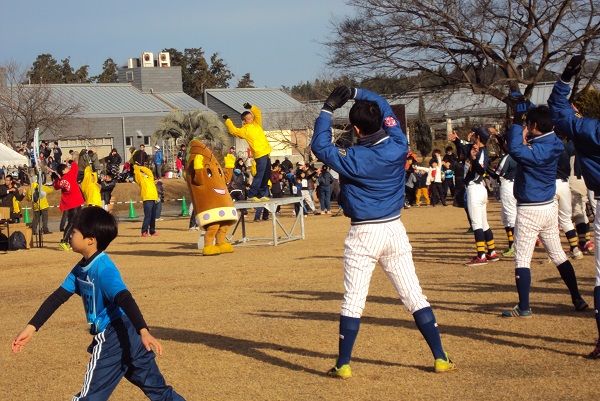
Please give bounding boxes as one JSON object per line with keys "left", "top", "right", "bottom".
{"left": 311, "top": 86, "right": 455, "bottom": 378}
{"left": 11, "top": 207, "right": 185, "bottom": 400}
{"left": 502, "top": 96, "right": 588, "bottom": 318}
{"left": 548, "top": 55, "right": 600, "bottom": 358}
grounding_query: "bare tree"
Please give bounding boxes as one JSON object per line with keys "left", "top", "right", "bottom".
{"left": 266, "top": 104, "right": 351, "bottom": 162}
{"left": 0, "top": 62, "right": 82, "bottom": 146}
{"left": 325, "top": 0, "right": 600, "bottom": 103}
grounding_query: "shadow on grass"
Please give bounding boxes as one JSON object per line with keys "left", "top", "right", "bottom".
{"left": 151, "top": 326, "right": 431, "bottom": 375}
{"left": 250, "top": 310, "right": 588, "bottom": 357}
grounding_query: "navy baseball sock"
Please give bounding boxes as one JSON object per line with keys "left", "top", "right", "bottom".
{"left": 515, "top": 268, "right": 531, "bottom": 311}
{"left": 413, "top": 307, "right": 445, "bottom": 360}
{"left": 474, "top": 228, "right": 486, "bottom": 258}
{"left": 337, "top": 316, "right": 360, "bottom": 367}
{"left": 595, "top": 286, "right": 600, "bottom": 337}
{"left": 565, "top": 229, "right": 579, "bottom": 251}
{"left": 556, "top": 260, "right": 581, "bottom": 301}
{"left": 505, "top": 226, "right": 514, "bottom": 248}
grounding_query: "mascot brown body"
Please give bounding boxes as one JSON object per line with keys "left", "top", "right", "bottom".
{"left": 185, "top": 139, "right": 238, "bottom": 256}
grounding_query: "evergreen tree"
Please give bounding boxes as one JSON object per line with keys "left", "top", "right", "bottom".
{"left": 413, "top": 93, "right": 432, "bottom": 158}
{"left": 93, "top": 58, "right": 118, "bottom": 83}
{"left": 575, "top": 89, "right": 600, "bottom": 119}
{"left": 27, "top": 54, "right": 63, "bottom": 84}
{"left": 237, "top": 73, "right": 254, "bottom": 88}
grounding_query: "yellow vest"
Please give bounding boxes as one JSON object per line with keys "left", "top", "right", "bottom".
{"left": 225, "top": 105, "right": 272, "bottom": 158}
{"left": 26, "top": 183, "right": 54, "bottom": 211}
{"left": 81, "top": 166, "right": 102, "bottom": 207}
{"left": 134, "top": 165, "right": 158, "bottom": 201}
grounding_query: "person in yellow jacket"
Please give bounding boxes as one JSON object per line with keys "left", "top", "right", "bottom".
{"left": 81, "top": 166, "right": 102, "bottom": 208}
{"left": 25, "top": 176, "right": 54, "bottom": 234}
{"left": 133, "top": 164, "right": 159, "bottom": 237}
{"left": 222, "top": 103, "right": 272, "bottom": 201}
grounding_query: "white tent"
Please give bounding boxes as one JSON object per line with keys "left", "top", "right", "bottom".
{"left": 0, "top": 142, "right": 28, "bottom": 168}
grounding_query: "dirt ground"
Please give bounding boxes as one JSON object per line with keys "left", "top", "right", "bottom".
{"left": 1, "top": 191, "right": 599, "bottom": 400}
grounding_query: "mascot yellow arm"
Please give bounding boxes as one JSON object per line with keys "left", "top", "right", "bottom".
{"left": 194, "top": 154, "right": 204, "bottom": 170}
{"left": 224, "top": 154, "right": 236, "bottom": 169}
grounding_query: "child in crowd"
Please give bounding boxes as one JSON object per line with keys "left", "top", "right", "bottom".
{"left": 100, "top": 172, "right": 116, "bottom": 212}
{"left": 155, "top": 177, "right": 165, "bottom": 221}
{"left": 405, "top": 163, "right": 417, "bottom": 208}
{"left": 133, "top": 164, "right": 159, "bottom": 237}
{"left": 442, "top": 158, "right": 455, "bottom": 200}
{"left": 176, "top": 157, "right": 184, "bottom": 180}
{"left": 11, "top": 207, "right": 185, "bottom": 400}
{"left": 414, "top": 166, "right": 430, "bottom": 206}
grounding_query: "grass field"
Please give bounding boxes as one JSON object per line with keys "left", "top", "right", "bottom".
{"left": 1, "top": 195, "right": 598, "bottom": 400}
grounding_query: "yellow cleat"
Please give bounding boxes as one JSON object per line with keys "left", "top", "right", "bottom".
{"left": 434, "top": 352, "right": 457, "bottom": 373}
{"left": 326, "top": 363, "right": 352, "bottom": 379}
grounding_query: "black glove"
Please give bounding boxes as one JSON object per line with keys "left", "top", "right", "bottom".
{"left": 509, "top": 91, "right": 535, "bottom": 125}
{"left": 243, "top": 103, "right": 252, "bottom": 110}
{"left": 222, "top": 114, "right": 229, "bottom": 120}
{"left": 322, "top": 86, "right": 351, "bottom": 113}
{"left": 561, "top": 55, "right": 585, "bottom": 82}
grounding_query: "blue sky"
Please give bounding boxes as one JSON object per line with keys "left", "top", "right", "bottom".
{"left": 0, "top": 0, "right": 351, "bottom": 88}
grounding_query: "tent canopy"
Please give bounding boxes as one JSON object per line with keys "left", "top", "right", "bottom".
{"left": 0, "top": 142, "right": 28, "bottom": 168}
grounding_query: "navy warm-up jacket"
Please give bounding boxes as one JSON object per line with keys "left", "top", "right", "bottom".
{"left": 311, "top": 89, "right": 407, "bottom": 223}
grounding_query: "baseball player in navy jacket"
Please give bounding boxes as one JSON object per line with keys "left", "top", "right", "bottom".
{"left": 502, "top": 95, "right": 588, "bottom": 318}
{"left": 311, "top": 86, "right": 455, "bottom": 378}
{"left": 548, "top": 55, "right": 600, "bottom": 357}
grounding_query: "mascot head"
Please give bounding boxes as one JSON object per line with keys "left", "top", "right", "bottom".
{"left": 185, "top": 139, "right": 237, "bottom": 228}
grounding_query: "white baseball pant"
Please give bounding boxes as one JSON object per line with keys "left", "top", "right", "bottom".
{"left": 570, "top": 177, "right": 589, "bottom": 225}
{"left": 499, "top": 178, "right": 516, "bottom": 228}
{"left": 341, "top": 219, "right": 430, "bottom": 318}
{"left": 590, "top": 191, "right": 597, "bottom": 216}
{"left": 514, "top": 202, "right": 568, "bottom": 269}
{"left": 555, "top": 179, "right": 575, "bottom": 232}
{"left": 467, "top": 183, "right": 489, "bottom": 231}
{"left": 593, "top": 199, "right": 600, "bottom": 286}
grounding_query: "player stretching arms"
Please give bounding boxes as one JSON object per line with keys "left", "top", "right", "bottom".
{"left": 311, "top": 86, "right": 456, "bottom": 378}
{"left": 502, "top": 92, "right": 588, "bottom": 318}
{"left": 548, "top": 55, "right": 600, "bottom": 357}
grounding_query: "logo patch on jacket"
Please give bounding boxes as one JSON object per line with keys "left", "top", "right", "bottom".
{"left": 575, "top": 112, "right": 582, "bottom": 119}
{"left": 338, "top": 148, "right": 347, "bottom": 157}
{"left": 384, "top": 116, "right": 397, "bottom": 127}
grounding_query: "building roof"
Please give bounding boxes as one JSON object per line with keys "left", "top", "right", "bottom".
{"left": 205, "top": 88, "right": 308, "bottom": 131}
{"left": 42, "top": 83, "right": 212, "bottom": 118}
{"left": 205, "top": 88, "right": 304, "bottom": 112}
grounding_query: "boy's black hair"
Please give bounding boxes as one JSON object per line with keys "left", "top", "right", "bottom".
{"left": 526, "top": 105, "right": 554, "bottom": 134}
{"left": 241, "top": 111, "right": 252, "bottom": 120}
{"left": 349, "top": 100, "right": 382, "bottom": 136}
{"left": 71, "top": 207, "right": 118, "bottom": 252}
{"left": 445, "top": 146, "right": 453, "bottom": 152}
{"left": 57, "top": 163, "right": 68, "bottom": 176}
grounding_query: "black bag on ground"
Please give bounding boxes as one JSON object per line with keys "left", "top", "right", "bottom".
{"left": 9, "top": 231, "right": 27, "bottom": 250}
{"left": 0, "top": 233, "right": 8, "bottom": 251}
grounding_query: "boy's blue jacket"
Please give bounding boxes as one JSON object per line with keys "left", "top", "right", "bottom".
{"left": 548, "top": 80, "right": 600, "bottom": 196}
{"left": 507, "top": 124, "right": 564, "bottom": 205}
{"left": 311, "top": 89, "right": 406, "bottom": 223}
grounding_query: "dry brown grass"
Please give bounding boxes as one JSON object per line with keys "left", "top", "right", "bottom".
{"left": 1, "top": 199, "right": 598, "bottom": 400}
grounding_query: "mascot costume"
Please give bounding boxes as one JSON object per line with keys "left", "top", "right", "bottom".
{"left": 185, "top": 139, "right": 239, "bottom": 256}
